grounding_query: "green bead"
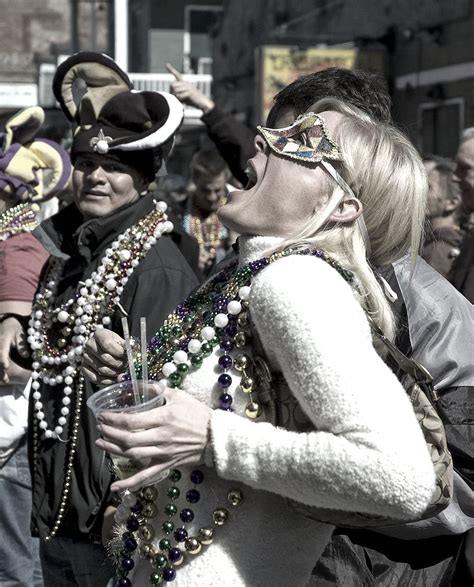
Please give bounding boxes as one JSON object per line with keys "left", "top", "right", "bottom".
{"left": 159, "top": 538, "right": 171, "bottom": 551}
{"left": 171, "top": 326, "right": 182, "bottom": 336}
{"left": 169, "top": 469, "right": 182, "bottom": 482}
{"left": 162, "top": 520, "right": 174, "bottom": 534}
{"left": 165, "top": 503, "right": 177, "bottom": 516}
{"left": 154, "top": 554, "right": 167, "bottom": 569}
{"left": 200, "top": 342, "right": 212, "bottom": 357}
{"left": 150, "top": 572, "right": 162, "bottom": 584}
{"left": 167, "top": 486, "right": 180, "bottom": 500}
{"left": 168, "top": 371, "right": 182, "bottom": 385}
{"left": 177, "top": 363, "right": 189, "bottom": 374}
{"left": 211, "top": 336, "right": 219, "bottom": 346}
{"left": 190, "top": 354, "right": 203, "bottom": 368}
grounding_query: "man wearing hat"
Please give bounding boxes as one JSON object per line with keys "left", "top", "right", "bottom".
{"left": 0, "top": 52, "right": 199, "bottom": 585}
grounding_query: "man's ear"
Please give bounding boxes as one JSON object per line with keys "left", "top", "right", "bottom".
{"left": 329, "top": 195, "right": 364, "bottom": 224}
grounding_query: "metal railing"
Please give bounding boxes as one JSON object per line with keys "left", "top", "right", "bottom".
{"left": 128, "top": 73, "right": 212, "bottom": 118}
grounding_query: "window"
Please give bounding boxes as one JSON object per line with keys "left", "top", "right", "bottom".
{"left": 419, "top": 98, "right": 464, "bottom": 157}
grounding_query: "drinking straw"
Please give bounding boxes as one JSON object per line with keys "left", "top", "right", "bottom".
{"left": 121, "top": 317, "right": 141, "bottom": 405}
{"left": 140, "top": 317, "right": 149, "bottom": 401}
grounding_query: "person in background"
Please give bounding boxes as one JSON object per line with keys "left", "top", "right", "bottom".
{"left": 421, "top": 155, "right": 463, "bottom": 278}
{"left": 0, "top": 52, "right": 198, "bottom": 587}
{"left": 182, "top": 148, "right": 236, "bottom": 276}
{"left": 450, "top": 128, "right": 474, "bottom": 303}
{"left": 0, "top": 105, "right": 71, "bottom": 587}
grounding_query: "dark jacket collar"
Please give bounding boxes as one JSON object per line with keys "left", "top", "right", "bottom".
{"left": 35, "top": 196, "right": 155, "bottom": 263}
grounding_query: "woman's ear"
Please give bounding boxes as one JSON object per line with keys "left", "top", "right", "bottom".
{"left": 329, "top": 195, "right": 364, "bottom": 224}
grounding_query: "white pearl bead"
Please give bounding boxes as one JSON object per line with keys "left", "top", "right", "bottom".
{"left": 96, "top": 139, "right": 109, "bottom": 154}
{"left": 144, "top": 243, "right": 151, "bottom": 250}
{"left": 119, "top": 249, "right": 131, "bottom": 261}
{"left": 67, "top": 351, "right": 76, "bottom": 361}
{"left": 187, "top": 339, "right": 201, "bottom": 354}
{"left": 54, "top": 357, "right": 61, "bottom": 365}
{"left": 102, "top": 316, "right": 111, "bottom": 326}
{"left": 163, "top": 221, "right": 173, "bottom": 233}
{"left": 39, "top": 421, "right": 48, "bottom": 429}
{"left": 75, "top": 307, "right": 84, "bottom": 316}
{"left": 62, "top": 397, "right": 71, "bottom": 405}
{"left": 238, "top": 286, "right": 251, "bottom": 301}
{"left": 77, "top": 297, "right": 86, "bottom": 306}
{"left": 32, "top": 391, "right": 41, "bottom": 400}
{"left": 32, "top": 381, "right": 40, "bottom": 390}
{"left": 64, "top": 376, "right": 73, "bottom": 385}
{"left": 45, "top": 430, "right": 54, "bottom": 438}
{"left": 106, "top": 278, "right": 117, "bottom": 291}
{"left": 227, "top": 300, "right": 242, "bottom": 315}
{"left": 57, "top": 310, "right": 69, "bottom": 323}
{"left": 54, "top": 426, "right": 63, "bottom": 435}
{"left": 36, "top": 411, "right": 45, "bottom": 420}
{"left": 64, "top": 386, "right": 72, "bottom": 395}
{"left": 65, "top": 366, "right": 75, "bottom": 375}
{"left": 173, "top": 350, "right": 188, "bottom": 364}
{"left": 162, "top": 362, "right": 177, "bottom": 377}
{"left": 201, "top": 326, "right": 215, "bottom": 341}
{"left": 155, "top": 201, "right": 167, "bottom": 212}
{"left": 80, "top": 287, "right": 88, "bottom": 296}
{"left": 85, "top": 279, "right": 93, "bottom": 287}
{"left": 214, "top": 313, "right": 229, "bottom": 328}
{"left": 35, "top": 310, "right": 43, "bottom": 318}
{"left": 58, "top": 417, "right": 67, "bottom": 426}
{"left": 34, "top": 401, "right": 43, "bottom": 410}
{"left": 61, "top": 407, "right": 70, "bottom": 416}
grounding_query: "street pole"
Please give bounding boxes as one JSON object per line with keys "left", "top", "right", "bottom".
{"left": 114, "top": 0, "right": 129, "bottom": 71}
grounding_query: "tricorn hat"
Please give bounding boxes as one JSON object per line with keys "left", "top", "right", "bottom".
{"left": 53, "top": 52, "right": 184, "bottom": 177}
{"left": 0, "top": 106, "right": 72, "bottom": 202}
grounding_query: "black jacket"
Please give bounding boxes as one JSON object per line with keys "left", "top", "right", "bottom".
{"left": 30, "top": 196, "right": 199, "bottom": 541}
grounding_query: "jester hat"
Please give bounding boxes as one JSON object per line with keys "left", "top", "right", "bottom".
{"left": 0, "top": 107, "right": 72, "bottom": 201}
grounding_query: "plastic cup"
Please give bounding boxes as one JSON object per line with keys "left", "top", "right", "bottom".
{"left": 87, "top": 380, "right": 166, "bottom": 481}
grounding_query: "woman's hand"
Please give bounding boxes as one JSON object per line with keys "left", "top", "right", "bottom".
{"left": 82, "top": 329, "right": 127, "bottom": 385}
{"left": 95, "top": 388, "right": 213, "bottom": 492}
{"left": 0, "top": 317, "right": 29, "bottom": 384}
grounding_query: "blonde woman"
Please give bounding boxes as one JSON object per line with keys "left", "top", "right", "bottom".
{"left": 84, "top": 99, "right": 435, "bottom": 586}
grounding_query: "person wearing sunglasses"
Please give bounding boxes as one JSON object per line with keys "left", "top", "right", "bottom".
{"left": 83, "top": 98, "right": 435, "bottom": 587}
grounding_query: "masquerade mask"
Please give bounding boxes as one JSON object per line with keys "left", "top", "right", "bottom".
{"left": 257, "top": 112, "right": 356, "bottom": 199}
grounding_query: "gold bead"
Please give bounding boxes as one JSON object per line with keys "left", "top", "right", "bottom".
{"left": 138, "top": 542, "right": 155, "bottom": 558}
{"left": 138, "top": 523, "right": 155, "bottom": 541}
{"left": 142, "top": 502, "right": 158, "bottom": 518}
{"left": 198, "top": 527, "right": 214, "bottom": 545}
{"left": 57, "top": 338, "right": 67, "bottom": 348}
{"left": 212, "top": 508, "right": 229, "bottom": 526}
{"left": 61, "top": 327, "right": 72, "bottom": 336}
{"left": 142, "top": 486, "right": 158, "bottom": 502}
{"left": 234, "top": 353, "right": 250, "bottom": 372}
{"left": 184, "top": 537, "right": 202, "bottom": 554}
{"left": 234, "top": 332, "right": 247, "bottom": 348}
{"left": 227, "top": 488, "right": 243, "bottom": 507}
{"left": 237, "top": 312, "right": 249, "bottom": 328}
{"left": 245, "top": 401, "right": 261, "bottom": 419}
{"left": 240, "top": 376, "right": 254, "bottom": 393}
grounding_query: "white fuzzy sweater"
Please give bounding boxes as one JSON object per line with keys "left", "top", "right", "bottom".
{"left": 132, "top": 236, "right": 435, "bottom": 587}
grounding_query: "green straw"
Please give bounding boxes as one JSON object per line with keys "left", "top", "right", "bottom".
{"left": 140, "top": 317, "right": 149, "bottom": 401}
{"left": 121, "top": 317, "right": 141, "bottom": 405}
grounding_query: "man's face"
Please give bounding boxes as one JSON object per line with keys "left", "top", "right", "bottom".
{"left": 72, "top": 155, "right": 147, "bottom": 220}
{"left": 454, "top": 137, "right": 474, "bottom": 213}
{"left": 193, "top": 171, "right": 227, "bottom": 215}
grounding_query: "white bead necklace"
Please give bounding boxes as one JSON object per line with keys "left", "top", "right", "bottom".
{"left": 28, "top": 200, "right": 173, "bottom": 440}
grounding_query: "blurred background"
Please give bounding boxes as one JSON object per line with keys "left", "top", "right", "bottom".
{"left": 0, "top": 0, "right": 473, "bottom": 175}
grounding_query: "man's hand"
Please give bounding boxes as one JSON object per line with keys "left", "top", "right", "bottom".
{"left": 166, "top": 63, "right": 215, "bottom": 113}
{"left": 0, "top": 317, "right": 28, "bottom": 384}
{"left": 82, "top": 329, "right": 127, "bottom": 386}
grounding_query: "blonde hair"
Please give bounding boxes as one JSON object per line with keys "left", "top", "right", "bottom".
{"left": 272, "top": 98, "right": 427, "bottom": 342}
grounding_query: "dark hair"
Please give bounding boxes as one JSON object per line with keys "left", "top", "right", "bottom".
{"left": 191, "top": 148, "right": 228, "bottom": 182}
{"left": 423, "top": 154, "right": 459, "bottom": 204}
{"left": 266, "top": 68, "right": 392, "bottom": 126}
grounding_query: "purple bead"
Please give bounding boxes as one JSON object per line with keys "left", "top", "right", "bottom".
{"left": 186, "top": 489, "right": 200, "bottom": 503}
{"left": 224, "top": 323, "right": 237, "bottom": 336}
{"left": 219, "top": 339, "right": 233, "bottom": 352}
{"left": 123, "top": 537, "right": 137, "bottom": 551}
{"left": 130, "top": 501, "right": 143, "bottom": 513}
{"left": 163, "top": 567, "right": 177, "bottom": 582}
{"left": 180, "top": 508, "right": 194, "bottom": 523}
{"left": 168, "top": 547, "right": 183, "bottom": 563}
{"left": 116, "top": 578, "right": 131, "bottom": 587}
{"left": 218, "top": 373, "right": 232, "bottom": 388}
{"left": 218, "top": 354, "right": 233, "bottom": 370}
{"left": 174, "top": 527, "right": 188, "bottom": 542}
{"left": 219, "top": 393, "right": 233, "bottom": 409}
{"left": 121, "top": 557, "right": 135, "bottom": 571}
{"left": 190, "top": 469, "right": 204, "bottom": 484}
{"left": 126, "top": 517, "right": 139, "bottom": 532}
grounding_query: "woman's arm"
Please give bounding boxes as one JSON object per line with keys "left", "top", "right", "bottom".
{"left": 210, "top": 255, "right": 435, "bottom": 521}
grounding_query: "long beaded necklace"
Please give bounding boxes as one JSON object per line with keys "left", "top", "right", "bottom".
{"left": 111, "top": 244, "right": 354, "bottom": 585}
{"left": 0, "top": 201, "right": 39, "bottom": 240}
{"left": 28, "top": 200, "right": 173, "bottom": 441}
{"left": 182, "top": 202, "right": 228, "bottom": 267}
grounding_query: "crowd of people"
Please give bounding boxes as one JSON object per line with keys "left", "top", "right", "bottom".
{"left": 0, "top": 50, "right": 472, "bottom": 587}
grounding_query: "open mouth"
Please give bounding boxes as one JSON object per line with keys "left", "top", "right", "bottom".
{"left": 244, "top": 165, "right": 258, "bottom": 190}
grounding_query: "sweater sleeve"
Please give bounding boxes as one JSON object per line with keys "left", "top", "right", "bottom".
{"left": 210, "top": 255, "right": 435, "bottom": 521}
